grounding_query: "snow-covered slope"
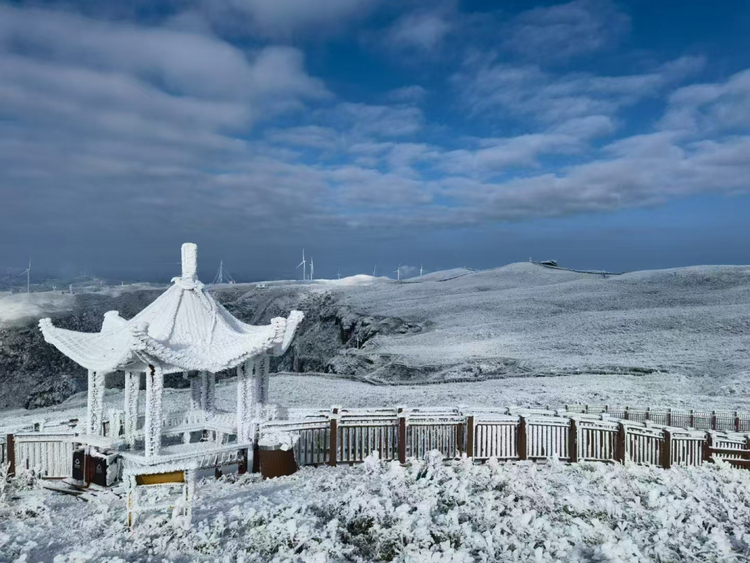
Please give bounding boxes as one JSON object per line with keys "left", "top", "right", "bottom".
{"left": 333, "top": 262, "right": 750, "bottom": 379}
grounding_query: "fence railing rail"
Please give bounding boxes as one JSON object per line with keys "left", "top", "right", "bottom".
{"left": 259, "top": 405, "right": 750, "bottom": 472}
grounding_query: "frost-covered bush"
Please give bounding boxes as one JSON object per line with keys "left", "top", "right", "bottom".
{"left": 1, "top": 454, "right": 750, "bottom": 562}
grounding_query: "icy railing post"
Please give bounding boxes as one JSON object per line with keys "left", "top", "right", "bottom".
{"left": 181, "top": 242, "right": 198, "bottom": 279}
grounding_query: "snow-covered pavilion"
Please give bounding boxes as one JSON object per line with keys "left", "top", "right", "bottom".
{"left": 38, "top": 243, "right": 303, "bottom": 463}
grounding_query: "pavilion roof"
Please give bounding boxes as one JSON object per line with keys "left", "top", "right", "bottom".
{"left": 39, "top": 243, "right": 303, "bottom": 374}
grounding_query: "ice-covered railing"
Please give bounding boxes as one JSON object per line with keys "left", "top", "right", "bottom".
{"left": 563, "top": 404, "right": 750, "bottom": 432}
{"left": 259, "top": 405, "right": 750, "bottom": 471}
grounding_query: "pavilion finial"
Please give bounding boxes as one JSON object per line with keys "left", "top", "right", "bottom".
{"left": 181, "top": 243, "right": 198, "bottom": 279}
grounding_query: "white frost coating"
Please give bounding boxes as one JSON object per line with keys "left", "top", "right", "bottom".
{"left": 253, "top": 355, "right": 270, "bottom": 405}
{"left": 144, "top": 366, "right": 164, "bottom": 458}
{"left": 38, "top": 242, "right": 304, "bottom": 375}
{"left": 87, "top": 370, "right": 106, "bottom": 435}
{"left": 181, "top": 242, "right": 197, "bottom": 279}
{"left": 124, "top": 371, "right": 140, "bottom": 446}
{"left": 198, "top": 371, "right": 215, "bottom": 412}
{"left": 189, "top": 374, "right": 201, "bottom": 410}
{"left": 257, "top": 431, "right": 299, "bottom": 451}
{"left": 236, "top": 359, "right": 256, "bottom": 444}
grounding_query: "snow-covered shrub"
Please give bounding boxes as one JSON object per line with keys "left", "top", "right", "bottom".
{"left": 2, "top": 453, "right": 750, "bottom": 562}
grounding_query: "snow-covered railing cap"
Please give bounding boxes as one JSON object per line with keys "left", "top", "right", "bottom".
{"left": 181, "top": 242, "right": 198, "bottom": 280}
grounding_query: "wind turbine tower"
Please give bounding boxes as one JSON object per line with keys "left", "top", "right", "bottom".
{"left": 296, "top": 250, "right": 307, "bottom": 281}
{"left": 310, "top": 256, "right": 314, "bottom": 281}
{"left": 420, "top": 264, "right": 423, "bottom": 277}
{"left": 394, "top": 264, "right": 401, "bottom": 281}
{"left": 21, "top": 258, "right": 31, "bottom": 293}
{"left": 212, "top": 260, "right": 235, "bottom": 284}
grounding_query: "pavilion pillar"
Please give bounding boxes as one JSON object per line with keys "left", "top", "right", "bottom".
{"left": 199, "top": 371, "right": 216, "bottom": 412}
{"left": 253, "top": 354, "right": 270, "bottom": 405}
{"left": 144, "top": 365, "right": 164, "bottom": 458}
{"left": 123, "top": 371, "right": 140, "bottom": 447}
{"left": 236, "top": 359, "right": 256, "bottom": 444}
{"left": 189, "top": 372, "right": 201, "bottom": 411}
{"left": 87, "top": 370, "right": 106, "bottom": 435}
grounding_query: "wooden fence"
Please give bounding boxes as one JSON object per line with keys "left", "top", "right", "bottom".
{"left": 261, "top": 406, "right": 750, "bottom": 471}
{"left": 564, "top": 404, "right": 750, "bottom": 432}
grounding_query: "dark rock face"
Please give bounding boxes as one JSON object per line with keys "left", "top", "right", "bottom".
{"left": 0, "top": 284, "right": 425, "bottom": 410}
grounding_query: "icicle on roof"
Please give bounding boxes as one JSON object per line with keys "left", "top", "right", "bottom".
{"left": 39, "top": 243, "right": 303, "bottom": 374}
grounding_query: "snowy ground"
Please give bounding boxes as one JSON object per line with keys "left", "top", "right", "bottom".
{"left": 2, "top": 452, "right": 750, "bottom": 562}
{"left": 333, "top": 262, "right": 750, "bottom": 378}
{"left": 2, "top": 371, "right": 749, "bottom": 433}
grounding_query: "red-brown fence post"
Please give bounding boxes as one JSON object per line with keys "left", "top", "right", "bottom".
{"left": 645, "top": 407, "right": 650, "bottom": 421}
{"left": 661, "top": 429, "right": 672, "bottom": 469}
{"left": 238, "top": 448, "right": 248, "bottom": 475}
{"left": 689, "top": 410, "right": 695, "bottom": 428}
{"left": 624, "top": 407, "right": 630, "bottom": 421}
{"left": 616, "top": 423, "right": 627, "bottom": 464}
{"left": 518, "top": 416, "right": 527, "bottom": 460}
{"left": 711, "top": 411, "right": 717, "bottom": 431}
{"left": 703, "top": 431, "right": 713, "bottom": 463}
{"left": 398, "top": 414, "right": 407, "bottom": 464}
{"left": 329, "top": 409, "right": 338, "bottom": 467}
{"left": 735, "top": 412, "right": 740, "bottom": 433}
{"left": 466, "top": 416, "right": 474, "bottom": 458}
{"left": 667, "top": 408, "right": 672, "bottom": 427}
{"left": 569, "top": 418, "right": 578, "bottom": 463}
{"left": 6, "top": 434, "right": 15, "bottom": 477}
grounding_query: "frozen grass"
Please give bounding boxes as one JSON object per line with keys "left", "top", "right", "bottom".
{"left": 1, "top": 454, "right": 750, "bottom": 562}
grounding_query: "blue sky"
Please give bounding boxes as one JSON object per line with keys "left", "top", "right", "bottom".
{"left": 1, "top": 0, "right": 749, "bottom": 281}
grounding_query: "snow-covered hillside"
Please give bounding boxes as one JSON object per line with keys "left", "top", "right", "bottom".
{"left": 333, "top": 262, "right": 750, "bottom": 380}
{"left": 2, "top": 452, "right": 749, "bottom": 562}
{"left": 1, "top": 261, "right": 749, "bottom": 411}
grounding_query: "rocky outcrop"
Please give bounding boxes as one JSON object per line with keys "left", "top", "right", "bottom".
{"left": 0, "top": 284, "right": 434, "bottom": 409}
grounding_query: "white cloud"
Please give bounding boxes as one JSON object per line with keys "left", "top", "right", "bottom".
{"left": 454, "top": 55, "right": 705, "bottom": 124}
{"left": 386, "top": 85, "right": 428, "bottom": 104}
{"left": 503, "top": 0, "right": 630, "bottom": 62}
{"left": 203, "top": 0, "right": 381, "bottom": 38}
{"left": 660, "top": 69, "right": 750, "bottom": 133}
{"left": 384, "top": 9, "right": 451, "bottom": 52}
{"left": 334, "top": 102, "right": 424, "bottom": 137}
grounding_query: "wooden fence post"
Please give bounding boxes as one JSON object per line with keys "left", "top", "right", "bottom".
{"left": 238, "top": 448, "right": 248, "bottom": 475}
{"left": 329, "top": 410, "right": 338, "bottom": 467}
{"left": 569, "top": 419, "right": 578, "bottom": 463}
{"left": 466, "top": 416, "right": 474, "bottom": 458}
{"left": 518, "top": 416, "right": 527, "bottom": 460}
{"left": 667, "top": 408, "right": 672, "bottom": 427}
{"left": 398, "top": 415, "right": 407, "bottom": 464}
{"left": 645, "top": 407, "right": 650, "bottom": 421}
{"left": 624, "top": 407, "right": 630, "bottom": 421}
{"left": 604, "top": 404, "right": 609, "bottom": 413}
{"left": 689, "top": 410, "right": 695, "bottom": 428}
{"left": 6, "top": 434, "right": 15, "bottom": 477}
{"left": 735, "top": 412, "right": 740, "bottom": 433}
{"left": 703, "top": 432, "right": 713, "bottom": 464}
{"left": 711, "top": 411, "right": 717, "bottom": 431}
{"left": 616, "top": 423, "right": 627, "bottom": 464}
{"left": 661, "top": 429, "right": 672, "bottom": 469}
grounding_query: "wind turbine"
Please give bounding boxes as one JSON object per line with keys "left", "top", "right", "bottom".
{"left": 394, "top": 264, "right": 401, "bottom": 281}
{"left": 296, "top": 250, "right": 307, "bottom": 281}
{"left": 420, "top": 264, "right": 423, "bottom": 277}
{"left": 310, "top": 256, "right": 314, "bottom": 281}
{"left": 337, "top": 268, "right": 341, "bottom": 280}
{"left": 21, "top": 258, "right": 31, "bottom": 293}
{"left": 373, "top": 265, "right": 377, "bottom": 276}
{"left": 212, "top": 260, "right": 235, "bottom": 284}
